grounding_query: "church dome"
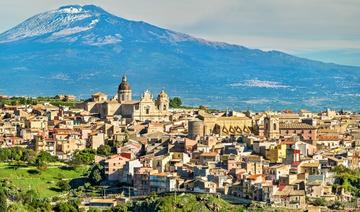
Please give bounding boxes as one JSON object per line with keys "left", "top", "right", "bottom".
{"left": 118, "top": 75, "right": 131, "bottom": 91}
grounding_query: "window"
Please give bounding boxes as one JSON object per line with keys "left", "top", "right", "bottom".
{"left": 273, "top": 123, "right": 277, "bottom": 130}
{"left": 163, "top": 105, "right": 167, "bottom": 110}
{"left": 146, "top": 108, "right": 150, "bottom": 114}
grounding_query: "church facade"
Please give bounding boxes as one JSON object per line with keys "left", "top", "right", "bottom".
{"left": 83, "top": 76, "right": 170, "bottom": 123}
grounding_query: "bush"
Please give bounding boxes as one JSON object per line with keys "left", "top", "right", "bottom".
{"left": 27, "top": 169, "right": 41, "bottom": 175}
{"left": 57, "top": 180, "right": 71, "bottom": 192}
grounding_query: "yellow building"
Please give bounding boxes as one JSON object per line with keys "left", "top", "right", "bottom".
{"left": 197, "top": 111, "right": 252, "bottom": 136}
{"left": 266, "top": 143, "right": 287, "bottom": 163}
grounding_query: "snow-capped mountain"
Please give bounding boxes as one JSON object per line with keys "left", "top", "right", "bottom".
{"left": 0, "top": 5, "right": 359, "bottom": 111}
{"left": 0, "top": 5, "right": 207, "bottom": 46}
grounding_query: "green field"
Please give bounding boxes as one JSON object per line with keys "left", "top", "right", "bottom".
{"left": 0, "top": 163, "right": 88, "bottom": 198}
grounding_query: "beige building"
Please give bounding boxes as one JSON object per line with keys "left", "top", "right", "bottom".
{"left": 56, "top": 138, "right": 86, "bottom": 160}
{"left": 89, "top": 133, "right": 105, "bottom": 150}
{"left": 195, "top": 111, "right": 252, "bottom": 136}
{"left": 104, "top": 154, "right": 130, "bottom": 181}
{"left": 264, "top": 115, "right": 280, "bottom": 139}
{"left": 82, "top": 76, "right": 170, "bottom": 123}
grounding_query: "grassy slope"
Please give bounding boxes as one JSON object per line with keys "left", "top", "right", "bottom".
{"left": 157, "top": 194, "right": 243, "bottom": 212}
{"left": 0, "top": 163, "right": 88, "bottom": 198}
{"left": 131, "top": 193, "right": 295, "bottom": 212}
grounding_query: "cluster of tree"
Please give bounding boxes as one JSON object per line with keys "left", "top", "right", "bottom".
{"left": 96, "top": 193, "right": 246, "bottom": 212}
{"left": 0, "top": 96, "right": 78, "bottom": 107}
{"left": 69, "top": 148, "right": 96, "bottom": 167}
{"left": 332, "top": 165, "right": 360, "bottom": 197}
{"left": 88, "top": 163, "right": 105, "bottom": 185}
{"left": 169, "top": 97, "right": 182, "bottom": 108}
{"left": 35, "top": 151, "right": 57, "bottom": 169}
{"left": 0, "top": 180, "right": 52, "bottom": 212}
{"left": 56, "top": 180, "right": 71, "bottom": 192}
{"left": 53, "top": 199, "right": 81, "bottom": 212}
{"left": 0, "top": 97, "right": 39, "bottom": 106}
{"left": 0, "top": 145, "right": 113, "bottom": 168}
{"left": 0, "top": 147, "right": 36, "bottom": 162}
{"left": 96, "top": 144, "right": 112, "bottom": 156}
{"left": 0, "top": 148, "right": 57, "bottom": 169}
{"left": 309, "top": 197, "right": 345, "bottom": 209}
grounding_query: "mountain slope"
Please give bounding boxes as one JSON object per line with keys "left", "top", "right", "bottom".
{"left": 0, "top": 5, "right": 359, "bottom": 111}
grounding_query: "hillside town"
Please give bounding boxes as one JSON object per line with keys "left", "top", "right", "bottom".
{"left": 0, "top": 76, "right": 360, "bottom": 211}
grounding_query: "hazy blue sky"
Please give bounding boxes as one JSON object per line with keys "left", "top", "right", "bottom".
{"left": 0, "top": 0, "right": 359, "bottom": 66}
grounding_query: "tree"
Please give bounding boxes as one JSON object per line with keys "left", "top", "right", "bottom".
{"left": 70, "top": 149, "right": 95, "bottom": 166}
{"left": 169, "top": 97, "right": 182, "bottom": 108}
{"left": 57, "top": 180, "right": 71, "bottom": 192}
{"left": 23, "top": 149, "right": 36, "bottom": 165}
{"left": 89, "top": 164, "right": 104, "bottom": 185}
{"left": 36, "top": 151, "right": 55, "bottom": 163}
{"left": 0, "top": 149, "right": 11, "bottom": 162}
{"left": 35, "top": 151, "right": 56, "bottom": 170}
{"left": 21, "top": 189, "right": 38, "bottom": 205}
{"left": 0, "top": 189, "right": 7, "bottom": 212}
{"left": 10, "top": 147, "right": 23, "bottom": 161}
{"left": 97, "top": 145, "right": 112, "bottom": 156}
{"left": 35, "top": 158, "right": 47, "bottom": 170}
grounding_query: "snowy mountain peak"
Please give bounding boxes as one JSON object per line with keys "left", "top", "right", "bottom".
{"left": 0, "top": 4, "right": 228, "bottom": 47}
{"left": 0, "top": 5, "right": 112, "bottom": 44}
{"left": 58, "top": 5, "right": 109, "bottom": 15}
{"left": 58, "top": 6, "right": 84, "bottom": 14}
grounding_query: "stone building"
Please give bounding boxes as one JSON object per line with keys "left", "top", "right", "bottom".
{"left": 196, "top": 111, "right": 252, "bottom": 136}
{"left": 81, "top": 75, "right": 170, "bottom": 123}
{"left": 264, "top": 115, "right": 280, "bottom": 140}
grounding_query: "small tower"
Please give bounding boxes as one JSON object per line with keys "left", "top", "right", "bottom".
{"left": 118, "top": 75, "right": 132, "bottom": 103}
{"left": 264, "top": 115, "right": 280, "bottom": 139}
{"left": 156, "top": 90, "right": 169, "bottom": 113}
